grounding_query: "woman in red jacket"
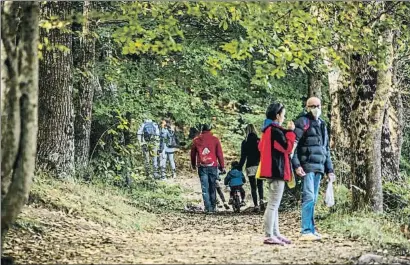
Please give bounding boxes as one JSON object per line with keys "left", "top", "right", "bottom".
{"left": 259, "top": 102, "right": 296, "bottom": 245}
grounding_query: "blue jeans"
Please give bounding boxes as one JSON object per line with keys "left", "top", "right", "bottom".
{"left": 198, "top": 166, "right": 218, "bottom": 212}
{"left": 301, "top": 172, "right": 322, "bottom": 234}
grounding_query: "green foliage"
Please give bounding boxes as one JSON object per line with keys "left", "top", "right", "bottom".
{"left": 383, "top": 180, "right": 410, "bottom": 225}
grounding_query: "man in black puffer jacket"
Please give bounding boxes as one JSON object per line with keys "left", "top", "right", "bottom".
{"left": 292, "top": 97, "right": 336, "bottom": 241}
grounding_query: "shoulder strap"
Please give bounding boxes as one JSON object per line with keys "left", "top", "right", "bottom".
{"left": 303, "top": 117, "right": 310, "bottom": 132}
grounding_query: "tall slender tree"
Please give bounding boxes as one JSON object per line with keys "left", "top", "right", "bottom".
{"left": 1, "top": 1, "right": 40, "bottom": 252}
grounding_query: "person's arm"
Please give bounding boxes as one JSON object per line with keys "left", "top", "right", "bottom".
{"left": 137, "top": 123, "right": 145, "bottom": 144}
{"left": 324, "top": 126, "right": 334, "bottom": 174}
{"left": 291, "top": 117, "right": 305, "bottom": 169}
{"left": 272, "top": 128, "right": 296, "bottom": 153}
{"left": 190, "top": 141, "right": 197, "bottom": 169}
{"left": 238, "top": 140, "right": 247, "bottom": 170}
{"left": 241, "top": 172, "right": 246, "bottom": 183}
{"left": 215, "top": 138, "right": 225, "bottom": 169}
{"left": 224, "top": 172, "right": 231, "bottom": 186}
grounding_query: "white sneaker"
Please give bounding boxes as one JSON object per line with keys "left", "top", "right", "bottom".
{"left": 299, "top": 233, "right": 321, "bottom": 241}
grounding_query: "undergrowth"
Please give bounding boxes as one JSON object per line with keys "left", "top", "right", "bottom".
{"left": 315, "top": 182, "right": 410, "bottom": 255}
{"left": 28, "top": 171, "right": 189, "bottom": 231}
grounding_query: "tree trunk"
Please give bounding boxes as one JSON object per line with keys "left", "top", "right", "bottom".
{"left": 322, "top": 49, "right": 352, "bottom": 185}
{"left": 74, "top": 1, "right": 96, "bottom": 170}
{"left": 307, "top": 61, "right": 322, "bottom": 99}
{"left": 37, "top": 1, "right": 75, "bottom": 178}
{"left": 381, "top": 87, "right": 403, "bottom": 181}
{"left": 349, "top": 30, "right": 394, "bottom": 212}
{"left": 1, "top": 1, "right": 39, "bottom": 252}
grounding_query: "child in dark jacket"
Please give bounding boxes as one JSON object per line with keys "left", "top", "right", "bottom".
{"left": 224, "top": 161, "right": 246, "bottom": 206}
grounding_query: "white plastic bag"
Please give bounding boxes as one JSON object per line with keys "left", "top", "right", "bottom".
{"left": 325, "top": 181, "right": 335, "bottom": 207}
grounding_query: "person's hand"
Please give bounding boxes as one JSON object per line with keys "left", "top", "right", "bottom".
{"left": 295, "top": 167, "right": 306, "bottom": 177}
{"left": 327, "top": 172, "right": 336, "bottom": 182}
{"left": 220, "top": 168, "right": 226, "bottom": 175}
{"left": 287, "top": 121, "right": 295, "bottom": 131}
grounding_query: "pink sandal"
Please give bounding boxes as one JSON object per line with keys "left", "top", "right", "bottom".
{"left": 263, "top": 236, "right": 285, "bottom": 245}
{"left": 277, "top": 235, "right": 292, "bottom": 244}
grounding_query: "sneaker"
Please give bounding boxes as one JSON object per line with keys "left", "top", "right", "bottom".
{"left": 264, "top": 236, "right": 285, "bottom": 245}
{"left": 240, "top": 201, "right": 246, "bottom": 207}
{"left": 172, "top": 171, "right": 176, "bottom": 178}
{"left": 253, "top": 206, "right": 260, "bottom": 212}
{"left": 277, "top": 235, "right": 292, "bottom": 244}
{"left": 228, "top": 198, "right": 233, "bottom": 205}
{"left": 314, "top": 232, "right": 323, "bottom": 239}
{"left": 224, "top": 203, "right": 230, "bottom": 210}
{"left": 299, "top": 233, "right": 321, "bottom": 241}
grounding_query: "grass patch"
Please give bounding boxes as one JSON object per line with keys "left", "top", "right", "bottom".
{"left": 315, "top": 183, "right": 410, "bottom": 255}
{"left": 28, "top": 173, "right": 189, "bottom": 231}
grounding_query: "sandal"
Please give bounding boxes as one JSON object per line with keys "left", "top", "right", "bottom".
{"left": 277, "top": 235, "right": 292, "bottom": 244}
{"left": 263, "top": 236, "right": 285, "bottom": 245}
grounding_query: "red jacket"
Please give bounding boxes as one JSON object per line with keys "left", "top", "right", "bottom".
{"left": 259, "top": 124, "right": 296, "bottom": 181}
{"left": 191, "top": 131, "right": 225, "bottom": 168}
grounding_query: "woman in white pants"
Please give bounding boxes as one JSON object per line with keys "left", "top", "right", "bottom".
{"left": 258, "top": 102, "right": 296, "bottom": 245}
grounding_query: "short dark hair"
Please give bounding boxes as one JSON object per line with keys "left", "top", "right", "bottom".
{"left": 266, "top": 102, "right": 284, "bottom": 120}
{"left": 231, "top": 161, "right": 240, "bottom": 169}
{"left": 202, "top": 124, "right": 212, "bottom": 131}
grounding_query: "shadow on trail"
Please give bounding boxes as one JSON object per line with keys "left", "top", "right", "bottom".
{"left": 182, "top": 208, "right": 264, "bottom": 217}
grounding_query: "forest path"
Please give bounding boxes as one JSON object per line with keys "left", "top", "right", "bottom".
{"left": 3, "top": 175, "right": 373, "bottom": 264}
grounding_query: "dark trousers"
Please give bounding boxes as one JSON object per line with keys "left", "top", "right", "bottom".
{"left": 248, "top": 175, "right": 264, "bottom": 206}
{"left": 230, "top": 186, "right": 246, "bottom": 200}
{"left": 216, "top": 186, "right": 226, "bottom": 203}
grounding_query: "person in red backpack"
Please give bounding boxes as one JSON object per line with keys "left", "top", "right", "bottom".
{"left": 191, "top": 124, "right": 226, "bottom": 213}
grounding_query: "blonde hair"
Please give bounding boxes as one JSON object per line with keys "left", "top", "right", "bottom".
{"left": 245, "top": 124, "right": 257, "bottom": 138}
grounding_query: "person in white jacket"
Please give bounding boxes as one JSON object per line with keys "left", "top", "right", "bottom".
{"left": 137, "top": 118, "right": 160, "bottom": 179}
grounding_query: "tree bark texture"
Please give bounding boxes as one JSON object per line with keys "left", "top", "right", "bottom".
{"left": 74, "top": 1, "right": 96, "bottom": 170}
{"left": 1, "top": 1, "right": 39, "bottom": 252}
{"left": 307, "top": 61, "right": 323, "bottom": 99}
{"left": 323, "top": 52, "right": 351, "bottom": 186}
{"left": 37, "top": 1, "right": 75, "bottom": 178}
{"left": 349, "top": 30, "right": 394, "bottom": 212}
{"left": 381, "top": 86, "right": 403, "bottom": 181}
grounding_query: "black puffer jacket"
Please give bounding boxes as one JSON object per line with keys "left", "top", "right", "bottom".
{"left": 239, "top": 132, "right": 260, "bottom": 169}
{"left": 291, "top": 112, "right": 334, "bottom": 174}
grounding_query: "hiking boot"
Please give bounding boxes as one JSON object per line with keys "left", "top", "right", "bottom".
{"left": 264, "top": 236, "right": 285, "bottom": 245}
{"left": 224, "top": 203, "right": 230, "bottom": 210}
{"left": 253, "top": 206, "right": 260, "bottom": 212}
{"left": 299, "top": 233, "right": 321, "bottom": 241}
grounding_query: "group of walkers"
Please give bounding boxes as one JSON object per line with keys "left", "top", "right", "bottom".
{"left": 190, "top": 96, "right": 336, "bottom": 244}
{"left": 137, "top": 118, "right": 179, "bottom": 180}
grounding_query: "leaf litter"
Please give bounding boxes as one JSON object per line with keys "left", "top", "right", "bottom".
{"left": 2, "top": 176, "right": 382, "bottom": 264}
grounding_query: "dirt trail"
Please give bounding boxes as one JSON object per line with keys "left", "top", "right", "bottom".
{"left": 4, "top": 176, "right": 373, "bottom": 264}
